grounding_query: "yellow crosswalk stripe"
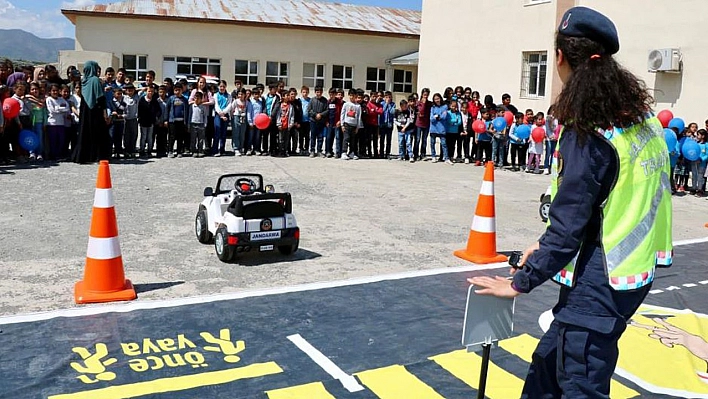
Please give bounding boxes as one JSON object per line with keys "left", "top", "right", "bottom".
{"left": 356, "top": 364, "right": 445, "bottom": 399}
{"left": 430, "top": 349, "right": 524, "bottom": 398}
{"left": 266, "top": 381, "right": 336, "bottom": 399}
{"left": 498, "top": 333, "right": 536, "bottom": 362}
{"left": 499, "top": 333, "right": 640, "bottom": 399}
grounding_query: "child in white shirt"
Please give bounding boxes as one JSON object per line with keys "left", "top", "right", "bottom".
{"left": 45, "top": 84, "right": 70, "bottom": 160}
{"left": 526, "top": 114, "right": 546, "bottom": 174}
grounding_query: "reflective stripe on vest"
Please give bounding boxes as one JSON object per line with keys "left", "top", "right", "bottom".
{"left": 550, "top": 117, "right": 673, "bottom": 291}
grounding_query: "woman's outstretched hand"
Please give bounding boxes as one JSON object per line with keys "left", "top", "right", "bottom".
{"left": 467, "top": 276, "right": 520, "bottom": 298}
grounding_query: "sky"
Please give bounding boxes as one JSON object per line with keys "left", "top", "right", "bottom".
{"left": 0, "top": 0, "right": 422, "bottom": 39}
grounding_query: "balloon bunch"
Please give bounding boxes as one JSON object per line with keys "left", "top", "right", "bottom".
{"left": 658, "top": 110, "right": 701, "bottom": 161}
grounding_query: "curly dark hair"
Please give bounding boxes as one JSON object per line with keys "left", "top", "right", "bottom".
{"left": 552, "top": 34, "right": 654, "bottom": 143}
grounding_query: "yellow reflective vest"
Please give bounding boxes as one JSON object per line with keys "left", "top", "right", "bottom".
{"left": 550, "top": 117, "right": 673, "bottom": 291}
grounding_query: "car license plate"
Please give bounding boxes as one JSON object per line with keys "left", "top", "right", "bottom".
{"left": 251, "top": 231, "right": 281, "bottom": 241}
{"left": 260, "top": 245, "right": 274, "bottom": 252}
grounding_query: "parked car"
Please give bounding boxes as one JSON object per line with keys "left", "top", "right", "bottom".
{"left": 174, "top": 74, "right": 220, "bottom": 87}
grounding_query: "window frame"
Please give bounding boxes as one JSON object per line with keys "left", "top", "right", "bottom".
{"left": 165, "top": 56, "right": 222, "bottom": 79}
{"left": 365, "top": 67, "right": 387, "bottom": 92}
{"left": 234, "top": 59, "right": 259, "bottom": 86}
{"left": 331, "top": 65, "right": 354, "bottom": 90}
{"left": 520, "top": 51, "right": 548, "bottom": 99}
{"left": 302, "top": 63, "right": 325, "bottom": 89}
{"left": 392, "top": 69, "right": 413, "bottom": 93}
{"left": 265, "top": 61, "right": 289, "bottom": 85}
{"left": 122, "top": 54, "right": 148, "bottom": 81}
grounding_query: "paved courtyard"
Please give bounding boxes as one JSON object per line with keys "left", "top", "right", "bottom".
{"left": 0, "top": 155, "right": 705, "bottom": 316}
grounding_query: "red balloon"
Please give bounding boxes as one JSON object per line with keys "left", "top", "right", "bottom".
{"left": 472, "top": 119, "right": 486, "bottom": 133}
{"left": 532, "top": 127, "right": 546, "bottom": 142}
{"left": 657, "top": 110, "right": 674, "bottom": 128}
{"left": 254, "top": 113, "right": 271, "bottom": 130}
{"left": 2, "top": 97, "right": 20, "bottom": 119}
{"left": 503, "top": 111, "right": 514, "bottom": 126}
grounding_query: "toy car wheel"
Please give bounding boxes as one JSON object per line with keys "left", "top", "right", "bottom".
{"left": 278, "top": 243, "right": 298, "bottom": 256}
{"left": 539, "top": 196, "right": 551, "bottom": 223}
{"left": 214, "top": 226, "right": 235, "bottom": 262}
{"left": 195, "top": 209, "right": 212, "bottom": 244}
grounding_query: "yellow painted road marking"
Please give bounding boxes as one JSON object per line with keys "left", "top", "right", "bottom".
{"left": 431, "top": 350, "right": 524, "bottom": 399}
{"left": 500, "top": 334, "right": 640, "bottom": 399}
{"left": 48, "top": 362, "right": 282, "bottom": 399}
{"left": 267, "top": 381, "right": 336, "bottom": 399}
{"left": 499, "top": 333, "right": 536, "bottom": 362}
{"left": 356, "top": 364, "right": 445, "bottom": 399}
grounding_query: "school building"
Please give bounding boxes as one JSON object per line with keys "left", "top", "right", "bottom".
{"left": 59, "top": 0, "right": 420, "bottom": 96}
{"left": 418, "top": 0, "right": 706, "bottom": 124}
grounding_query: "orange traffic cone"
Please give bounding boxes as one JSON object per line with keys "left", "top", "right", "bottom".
{"left": 74, "top": 160, "right": 136, "bottom": 304}
{"left": 454, "top": 161, "right": 508, "bottom": 264}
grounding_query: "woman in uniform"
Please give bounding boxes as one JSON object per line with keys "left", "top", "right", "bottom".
{"left": 469, "top": 6, "right": 673, "bottom": 398}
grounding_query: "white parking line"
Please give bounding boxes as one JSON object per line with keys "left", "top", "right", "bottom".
{"left": 287, "top": 334, "right": 364, "bottom": 393}
{"left": 0, "top": 261, "right": 510, "bottom": 325}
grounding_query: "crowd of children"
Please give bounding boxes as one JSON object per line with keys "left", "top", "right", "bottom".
{"left": 0, "top": 60, "right": 706, "bottom": 196}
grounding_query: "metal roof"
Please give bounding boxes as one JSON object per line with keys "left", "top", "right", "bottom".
{"left": 388, "top": 51, "right": 418, "bottom": 66}
{"left": 62, "top": 0, "right": 421, "bottom": 37}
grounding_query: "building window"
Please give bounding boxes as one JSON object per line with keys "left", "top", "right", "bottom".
{"left": 393, "top": 69, "right": 413, "bottom": 93}
{"left": 235, "top": 60, "right": 258, "bottom": 86}
{"left": 366, "top": 67, "right": 386, "bottom": 92}
{"left": 122, "top": 54, "right": 147, "bottom": 81}
{"left": 332, "top": 65, "right": 353, "bottom": 90}
{"left": 303, "top": 63, "right": 325, "bottom": 88}
{"left": 266, "top": 61, "right": 289, "bottom": 85}
{"left": 520, "top": 51, "right": 547, "bottom": 98}
{"left": 164, "top": 57, "right": 221, "bottom": 79}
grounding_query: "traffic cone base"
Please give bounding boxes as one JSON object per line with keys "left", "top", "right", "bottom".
{"left": 74, "top": 160, "right": 137, "bottom": 304}
{"left": 454, "top": 162, "right": 508, "bottom": 264}
{"left": 75, "top": 279, "right": 136, "bottom": 304}
{"left": 454, "top": 249, "right": 507, "bottom": 264}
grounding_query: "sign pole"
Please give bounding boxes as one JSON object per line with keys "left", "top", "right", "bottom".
{"left": 477, "top": 343, "right": 491, "bottom": 399}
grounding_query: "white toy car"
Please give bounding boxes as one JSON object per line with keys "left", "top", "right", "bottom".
{"left": 195, "top": 173, "right": 299, "bottom": 262}
{"left": 539, "top": 185, "right": 551, "bottom": 223}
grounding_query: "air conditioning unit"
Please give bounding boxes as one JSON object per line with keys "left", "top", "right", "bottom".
{"left": 648, "top": 48, "right": 681, "bottom": 73}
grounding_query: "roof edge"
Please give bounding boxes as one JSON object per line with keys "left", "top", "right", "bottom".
{"left": 60, "top": 9, "right": 421, "bottom": 39}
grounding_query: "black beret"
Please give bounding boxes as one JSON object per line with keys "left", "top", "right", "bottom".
{"left": 558, "top": 6, "right": 619, "bottom": 55}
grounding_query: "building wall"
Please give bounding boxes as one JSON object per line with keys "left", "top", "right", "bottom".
{"left": 58, "top": 50, "right": 119, "bottom": 77}
{"left": 70, "top": 15, "right": 419, "bottom": 94}
{"left": 418, "top": 0, "right": 559, "bottom": 113}
{"left": 419, "top": 0, "right": 708, "bottom": 123}
{"left": 579, "top": 0, "right": 707, "bottom": 124}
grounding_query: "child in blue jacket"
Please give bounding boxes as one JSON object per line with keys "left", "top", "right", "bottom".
{"left": 429, "top": 93, "right": 451, "bottom": 164}
{"left": 446, "top": 100, "right": 462, "bottom": 163}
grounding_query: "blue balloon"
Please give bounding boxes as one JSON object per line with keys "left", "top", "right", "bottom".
{"left": 664, "top": 128, "right": 678, "bottom": 154}
{"left": 681, "top": 139, "right": 700, "bottom": 161}
{"left": 19, "top": 129, "right": 38, "bottom": 152}
{"left": 668, "top": 117, "right": 685, "bottom": 134}
{"left": 492, "top": 117, "right": 507, "bottom": 132}
{"left": 515, "top": 124, "right": 531, "bottom": 140}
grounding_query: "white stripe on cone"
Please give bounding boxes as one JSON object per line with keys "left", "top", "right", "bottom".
{"left": 479, "top": 181, "right": 494, "bottom": 196}
{"left": 471, "top": 216, "right": 496, "bottom": 233}
{"left": 86, "top": 237, "right": 122, "bottom": 260}
{"left": 93, "top": 188, "right": 115, "bottom": 209}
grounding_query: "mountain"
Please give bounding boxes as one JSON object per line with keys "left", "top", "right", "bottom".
{"left": 0, "top": 29, "right": 73, "bottom": 63}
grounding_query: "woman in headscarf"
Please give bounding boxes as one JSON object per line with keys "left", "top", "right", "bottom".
{"left": 72, "top": 61, "right": 111, "bottom": 163}
{"left": 5, "top": 72, "right": 25, "bottom": 89}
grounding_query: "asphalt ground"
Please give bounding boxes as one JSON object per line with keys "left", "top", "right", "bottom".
{"left": 2, "top": 241, "right": 707, "bottom": 398}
